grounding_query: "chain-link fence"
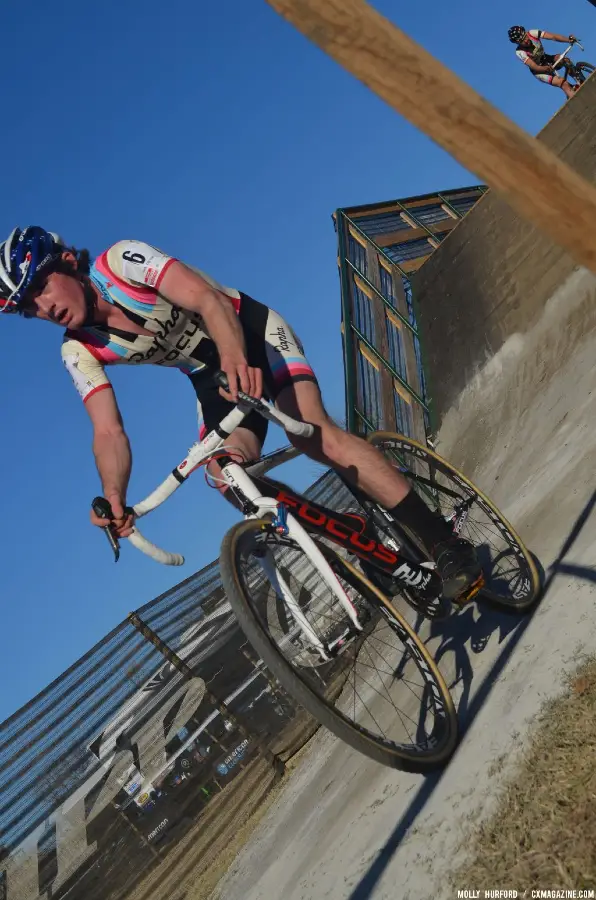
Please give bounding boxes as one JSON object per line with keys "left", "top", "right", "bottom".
{"left": 0, "top": 468, "right": 357, "bottom": 900}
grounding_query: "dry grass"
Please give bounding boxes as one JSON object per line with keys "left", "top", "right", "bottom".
{"left": 451, "top": 657, "right": 596, "bottom": 892}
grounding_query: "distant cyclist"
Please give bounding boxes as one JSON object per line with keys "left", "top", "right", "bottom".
{"left": 508, "top": 26, "right": 580, "bottom": 100}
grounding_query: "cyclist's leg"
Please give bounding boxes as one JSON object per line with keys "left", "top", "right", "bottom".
{"left": 275, "top": 380, "right": 480, "bottom": 595}
{"left": 276, "top": 380, "right": 408, "bottom": 503}
{"left": 241, "top": 296, "right": 481, "bottom": 595}
{"left": 190, "top": 366, "right": 266, "bottom": 508}
{"left": 535, "top": 70, "right": 575, "bottom": 99}
{"left": 236, "top": 298, "right": 410, "bottom": 499}
{"left": 551, "top": 74, "right": 576, "bottom": 99}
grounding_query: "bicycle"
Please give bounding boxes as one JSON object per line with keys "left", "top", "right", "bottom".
{"left": 551, "top": 41, "right": 594, "bottom": 86}
{"left": 93, "top": 371, "right": 541, "bottom": 771}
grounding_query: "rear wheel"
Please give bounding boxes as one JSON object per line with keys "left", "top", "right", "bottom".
{"left": 219, "top": 518, "right": 458, "bottom": 771}
{"left": 365, "top": 432, "right": 542, "bottom": 612}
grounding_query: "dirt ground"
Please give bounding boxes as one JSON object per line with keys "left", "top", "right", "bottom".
{"left": 122, "top": 756, "right": 279, "bottom": 900}
{"left": 121, "top": 726, "right": 319, "bottom": 900}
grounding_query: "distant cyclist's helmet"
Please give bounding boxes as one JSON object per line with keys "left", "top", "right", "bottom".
{"left": 0, "top": 226, "right": 64, "bottom": 314}
{"left": 508, "top": 25, "right": 527, "bottom": 44}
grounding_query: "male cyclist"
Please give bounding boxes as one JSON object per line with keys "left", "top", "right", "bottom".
{"left": 508, "top": 26, "right": 579, "bottom": 99}
{"left": 0, "top": 226, "right": 481, "bottom": 597}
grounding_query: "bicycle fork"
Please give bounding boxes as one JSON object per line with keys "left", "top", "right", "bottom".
{"left": 254, "top": 510, "right": 365, "bottom": 664}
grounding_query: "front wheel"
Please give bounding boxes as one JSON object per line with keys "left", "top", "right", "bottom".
{"left": 219, "top": 518, "right": 458, "bottom": 771}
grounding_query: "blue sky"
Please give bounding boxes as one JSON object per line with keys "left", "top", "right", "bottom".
{"left": 2, "top": 0, "right": 594, "bottom": 720}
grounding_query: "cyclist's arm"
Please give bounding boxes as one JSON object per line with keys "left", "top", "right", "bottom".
{"left": 541, "top": 32, "right": 574, "bottom": 42}
{"left": 86, "top": 388, "right": 133, "bottom": 533}
{"left": 105, "top": 241, "right": 246, "bottom": 362}
{"left": 524, "top": 57, "right": 558, "bottom": 73}
{"left": 61, "top": 338, "right": 133, "bottom": 534}
{"left": 159, "top": 262, "right": 262, "bottom": 400}
{"left": 105, "top": 240, "right": 262, "bottom": 399}
{"left": 159, "top": 262, "right": 247, "bottom": 361}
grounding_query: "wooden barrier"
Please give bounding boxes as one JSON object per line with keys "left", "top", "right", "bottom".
{"left": 265, "top": 0, "right": 596, "bottom": 272}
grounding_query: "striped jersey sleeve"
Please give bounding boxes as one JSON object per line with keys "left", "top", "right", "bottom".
{"left": 104, "top": 241, "right": 176, "bottom": 289}
{"left": 61, "top": 336, "right": 113, "bottom": 403}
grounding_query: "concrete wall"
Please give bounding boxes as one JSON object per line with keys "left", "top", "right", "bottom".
{"left": 413, "top": 74, "right": 596, "bottom": 426}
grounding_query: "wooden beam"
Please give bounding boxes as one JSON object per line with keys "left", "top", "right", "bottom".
{"left": 347, "top": 188, "right": 484, "bottom": 219}
{"left": 266, "top": 0, "right": 596, "bottom": 272}
{"left": 375, "top": 219, "right": 456, "bottom": 248}
{"left": 398, "top": 258, "right": 426, "bottom": 274}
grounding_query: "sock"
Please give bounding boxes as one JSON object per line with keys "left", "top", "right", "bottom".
{"left": 388, "top": 490, "right": 453, "bottom": 551}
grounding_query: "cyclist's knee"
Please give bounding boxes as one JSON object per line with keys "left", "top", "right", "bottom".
{"left": 227, "top": 426, "right": 262, "bottom": 462}
{"left": 206, "top": 426, "right": 262, "bottom": 502}
{"left": 287, "top": 416, "right": 344, "bottom": 459}
{"left": 276, "top": 380, "right": 328, "bottom": 426}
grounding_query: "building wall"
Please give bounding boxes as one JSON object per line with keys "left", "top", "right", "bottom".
{"left": 347, "top": 188, "right": 484, "bottom": 274}
{"left": 412, "top": 75, "right": 596, "bottom": 426}
{"left": 335, "top": 187, "right": 485, "bottom": 440}
{"left": 338, "top": 217, "right": 428, "bottom": 440}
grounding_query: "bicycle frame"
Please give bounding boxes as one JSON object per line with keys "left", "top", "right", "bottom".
{"left": 552, "top": 41, "right": 584, "bottom": 76}
{"left": 93, "top": 379, "right": 438, "bottom": 660}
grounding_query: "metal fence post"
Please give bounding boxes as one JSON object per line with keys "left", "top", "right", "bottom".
{"left": 127, "top": 612, "right": 286, "bottom": 778}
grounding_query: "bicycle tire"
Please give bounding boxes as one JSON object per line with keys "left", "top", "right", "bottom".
{"left": 219, "top": 518, "right": 458, "bottom": 771}
{"left": 576, "top": 61, "right": 595, "bottom": 82}
{"left": 366, "top": 432, "right": 542, "bottom": 613}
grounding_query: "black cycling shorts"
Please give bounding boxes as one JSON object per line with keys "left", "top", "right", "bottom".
{"left": 190, "top": 292, "right": 318, "bottom": 445}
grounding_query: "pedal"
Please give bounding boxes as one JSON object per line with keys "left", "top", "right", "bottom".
{"left": 452, "top": 573, "right": 486, "bottom": 607}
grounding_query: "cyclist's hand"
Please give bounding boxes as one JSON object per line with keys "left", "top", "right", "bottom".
{"left": 570, "top": 35, "right": 578, "bottom": 44}
{"left": 90, "top": 493, "right": 135, "bottom": 538}
{"left": 218, "top": 356, "right": 263, "bottom": 402}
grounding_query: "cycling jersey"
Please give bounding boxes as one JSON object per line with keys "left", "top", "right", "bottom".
{"left": 61, "top": 241, "right": 241, "bottom": 402}
{"left": 61, "top": 241, "right": 317, "bottom": 438}
{"left": 514, "top": 30, "right": 562, "bottom": 84}
{"left": 515, "top": 29, "right": 547, "bottom": 65}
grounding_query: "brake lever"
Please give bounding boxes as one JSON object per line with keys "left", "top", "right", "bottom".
{"left": 91, "top": 496, "right": 121, "bottom": 563}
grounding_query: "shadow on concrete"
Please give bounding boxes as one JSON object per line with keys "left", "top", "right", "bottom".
{"left": 551, "top": 562, "right": 596, "bottom": 584}
{"left": 346, "top": 490, "right": 596, "bottom": 900}
{"left": 428, "top": 605, "right": 521, "bottom": 723}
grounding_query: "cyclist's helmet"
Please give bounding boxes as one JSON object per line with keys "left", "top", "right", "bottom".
{"left": 508, "top": 25, "right": 527, "bottom": 44}
{"left": 0, "top": 226, "right": 64, "bottom": 314}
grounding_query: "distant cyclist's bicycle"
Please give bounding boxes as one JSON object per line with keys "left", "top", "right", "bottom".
{"left": 93, "top": 371, "right": 541, "bottom": 771}
{"left": 552, "top": 40, "right": 594, "bottom": 86}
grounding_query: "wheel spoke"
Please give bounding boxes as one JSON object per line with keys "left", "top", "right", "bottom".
{"left": 369, "top": 434, "right": 540, "bottom": 610}
{"left": 224, "top": 520, "right": 456, "bottom": 768}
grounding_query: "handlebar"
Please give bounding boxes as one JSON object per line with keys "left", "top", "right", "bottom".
{"left": 92, "top": 369, "right": 315, "bottom": 566}
{"left": 552, "top": 40, "right": 584, "bottom": 70}
{"left": 128, "top": 529, "right": 185, "bottom": 567}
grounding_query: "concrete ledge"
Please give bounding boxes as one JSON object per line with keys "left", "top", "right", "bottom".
{"left": 413, "top": 74, "right": 596, "bottom": 425}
